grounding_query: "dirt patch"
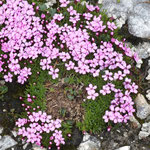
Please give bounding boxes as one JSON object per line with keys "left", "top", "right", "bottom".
{"left": 45, "top": 79, "right": 86, "bottom": 123}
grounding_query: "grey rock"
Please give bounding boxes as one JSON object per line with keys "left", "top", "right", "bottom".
{"left": 0, "top": 127, "right": 3, "bottom": 134}
{"left": 101, "top": 0, "right": 150, "bottom": 39}
{"left": 102, "top": 0, "right": 134, "bottom": 18}
{"left": 146, "top": 90, "right": 150, "bottom": 100}
{"left": 128, "top": 3, "right": 150, "bottom": 39}
{"left": 129, "top": 115, "right": 141, "bottom": 129}
{"left": 116, "top": 146, "right": 130, "bottom": 150}
{"left": 32, "top": 144, "right": 46, "bottom": 150}
{"left": 78, "top": 133, "right": 101, "bottom": 150}
{"left": 135, "top": 94, "right": 150, "bottom": 119}
{"left": 0, "top": 127, "right": 3, "bottom": 140}
{"left": 45, "top": 0, "right": 56, "bottom": 8}
{"left": 11, "top": 130, "right": 17, "bottom": 137}
{"left": 0, "top": 135, "right": 17, "bottom": 150}
{"left": 133, "top": 42, "right": 150, "bottom": 59}
{"left": 139, "top": 122, "right": 150, "bottom": 139}
{"left": 23, "top": 143, "right": 29, "bottom": 149}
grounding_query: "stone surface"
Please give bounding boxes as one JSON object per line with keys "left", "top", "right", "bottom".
{"left": 0, "top": 135, "right": 17, "bottom": 150}
{"left": 132, "top": 42, "right": 150, "bottom": 59}
{"left": 135, "top": 94, "right": 150, "bottom": 119}
{"left": 101, "top": 0, "right": 134, "bottom": 19}
{"left": 128, "top": 3, "right": 150, "bottom": 39}
{"left": 78, "top": 133, "right": 101, "bottom": 150}
{"left": 0, "top": 127, "right": 3, "bottom": 134}
{"left": 115, "top": 146, "right": 130, "bottom": 150}
{"left": 11, "top": 130, "right": 17, "bottom": 137}
{"left": 136, "top": 59, "right": 143, "bottom": 68}
{"left": 129, "top": 115, "right": 141, "bottom": 129}
{"left": 32, "top": 144, "right": 46, "bottom": 150}
{"left": 146, "top": 90, "right": 150, "bottom": 100}
{"left": 0, "top": 127, "right": 3, "bottom": 140}
{"left": 101, "top": 0, "right": 150, "bottom": 39}
{"left": 45, "top": 0, "right": 56, "bottom": 8}
{"left": 146, "top": 74, "right": 150, "bottom": 81}
{"left": 139, "top": 122, "right": 150, "bottom": 139}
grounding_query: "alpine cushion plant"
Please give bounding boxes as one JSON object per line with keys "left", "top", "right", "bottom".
{"left": 0, "top": 0, "right": 140, "bottom": 148}
{"left": 16, "top": 110, "right": 65, "bottom": 150}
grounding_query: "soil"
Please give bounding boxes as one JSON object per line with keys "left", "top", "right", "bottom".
{"left": 45, "top": 79, "right": 86, "bottom": 123}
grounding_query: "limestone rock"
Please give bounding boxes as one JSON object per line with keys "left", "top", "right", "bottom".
{"left": 45, "top": 0, "right": 56, "bottom": 8}
{"left": 128, "top": 3, "right": 150, "bottom": 39}
{"left": 115, "top": 146, "right": 130, "bottom": 150}
{"left": 146, "top": 74, "right": 150, "bottom": 81}
{"left": 135, "top": 94, "right": 150, "bottom": 119}
{"left": 139, "top": 122, "right": 150, "bottom": 139}
{"left": 135, "top": 42, "right": 150, "bottom": 59}
{"left": 101, "top": 0, "right": 134, "bottom": 19}
{"left": 129, "top": 115, "right": 141, "bottom": 129}
{"left": 0, "top": 135, "right": 17, "bottom": 150}
{"left": 146, "top": 90, "right": 150, "bottom": 100}
{"left": 78, "top": 133, "right": 101, "bottom": 150}
{"left": 0, "top": 127, "right": 3, "bottom": 134}
{"left": 32, "top": 144, "right": 46, "bottom": 150}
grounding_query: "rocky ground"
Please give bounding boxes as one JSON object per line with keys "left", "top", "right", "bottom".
{"left": 1, "top": 0, "right": 150, "bottom": 150}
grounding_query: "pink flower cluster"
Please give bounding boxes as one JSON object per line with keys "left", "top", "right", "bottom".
{"left": 0, "top": 0, "right": 43, "bottom": 84}
{"left": 0, "top": 0, "right": 138, "bottom": 84}
{"left": 100, "top": 79, "right": 138, "bottom": 124}
{"left": 0, "top": 0, "right": 139, "bottom": 126}
{"left": 16, "top": 111, "right": 65, "bottom": 149}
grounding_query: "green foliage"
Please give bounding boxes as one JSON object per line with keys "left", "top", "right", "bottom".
{"left": 78, "top": 94, "right": 114, "bottom": 133}
{"left": 0, "top": 85, "right": 8, "bottom": 100}
{"left": 61, "top": 120, "right": 73, "bottom": 139}
{"left": 60, "top": 107, "right": 67, "bottom": 117}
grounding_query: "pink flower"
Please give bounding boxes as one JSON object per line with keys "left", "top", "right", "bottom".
{"left": 86, "top": 84, "right": 99, "bottom": 100}
{"left": 100, "top": 84, "right": 111, "bottom": 95}
{"left": 107, "top": 21, "right": 117, "bottom": 31}
{"left": 4, "top": 72, "right": 13, "bottom": 82}
{"left": 102, "top": 70, "right": 113, "bottom": 81}
{"left": 114, "top": 71, "right": 125, "bottom": 80}
{"left": 59, "top": 0, "right": 70, "bottom": 7}
{"left": 48, "top": 68, "right": 59, "bottom": 79}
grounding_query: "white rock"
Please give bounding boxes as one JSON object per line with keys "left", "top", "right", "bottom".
{"left": 98, "top": 0, "right": 103, "bottom": 4}
{"left": 136, "top": 59, "right": 143, "bottom": 68}
{"left": 0, "top": 135, "right": 17, "bottom": 150}
{"left": 128, "top": 3, "right": 150, "bottom": 39}
{"left": 32, "top": 144, "right": 47, "bottom": 150}
{"left": 115, "top": 17, "right": 126, "bottom": 28}
{"left": 45, "top": 0, "right": 56, "bottom": 8}
{"left": 139, "top": 122, "right": 150, "bottom": 139}
{"left": 12, "top": 130, "right": 17, "bottom": 137}
{"left": 102, "top": 0, "right": 134, "bottom": 18}
{"left": 23, "top": 143, "right": 30, "bottom": 150}
{"left": 116, "top": 146, "right": 130, "bottom": 150}
{"left": 139, "top": 131, "right": 149, "bottom": 139}
{"left": 0, "top": 127, "right": 3, "bottom": 134}
{"left": 135, "top": 42, "right": 150, "bottom": 59}
{"left": 146, "top": 74, "right": 150, "bottom": 81}
{"left": 78, "top": 133, "right": 101, "bottom": 150}
{"left": 146, "top": 92, "right": 150, "bottom": 100}
{"left": 135, "top": 94, "right": 150, "bottom": 119}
